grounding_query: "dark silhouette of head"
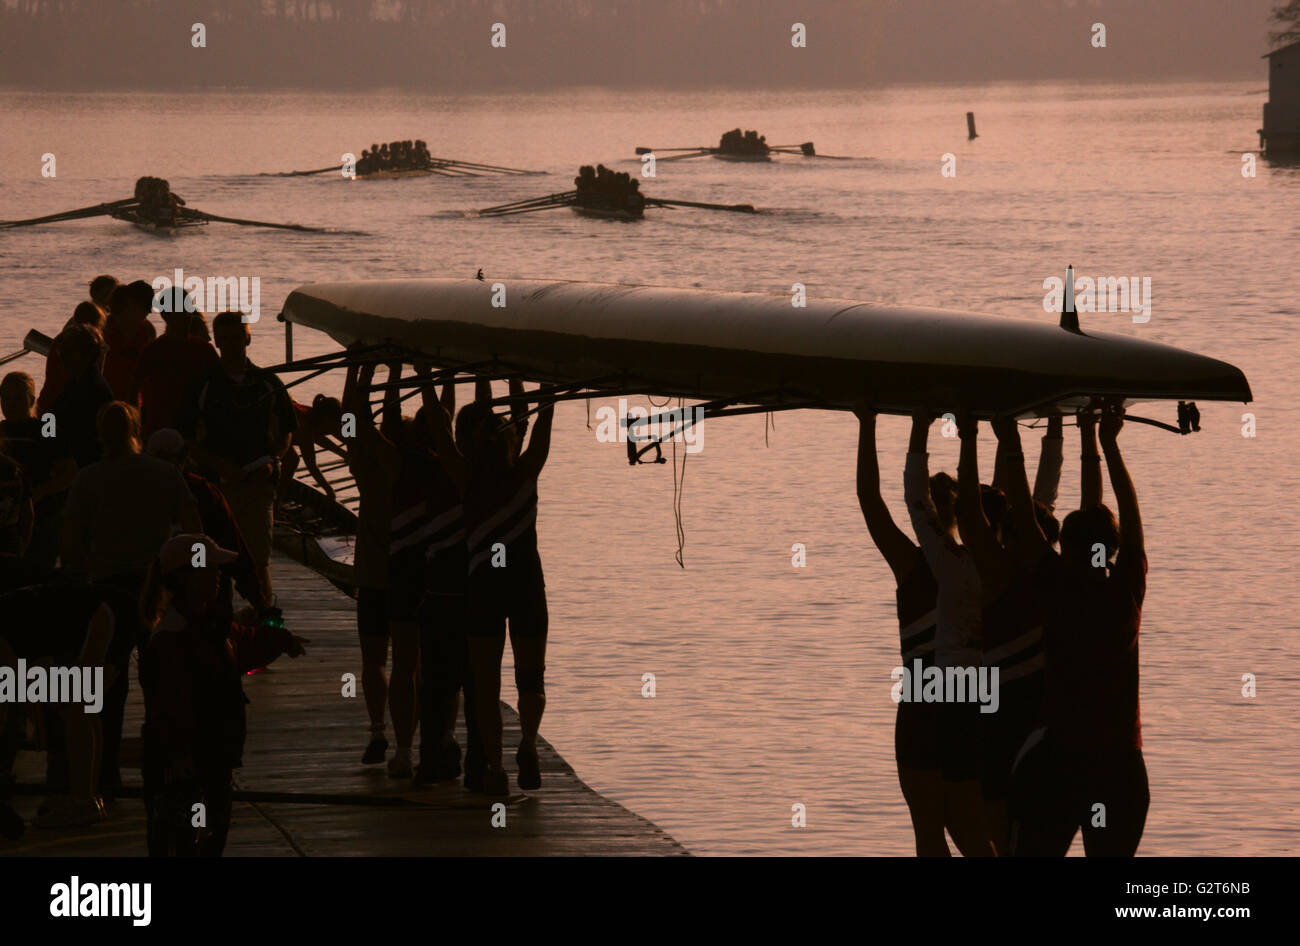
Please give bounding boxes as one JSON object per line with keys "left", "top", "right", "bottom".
{"left": 88, "top": 275, "right": 119, "bottom": 308}
{"left": 929, "top": 472, "right": 957, "bottom": 533}
{"left": 309, "top": 394, "right": 343, "bottom": 434}
{"left": 71, "top": 301, "right": 106, "bottom": 331}
{"left": 455, "top": 400, "right": 515, "bottom": 472}
{"left": 1060, "top": 504, "right": 1119, "bottom": 568}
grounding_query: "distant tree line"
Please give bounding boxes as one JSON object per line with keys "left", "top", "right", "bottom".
{"left": 0, "top": 0, "right": 1275, "bottom": 90}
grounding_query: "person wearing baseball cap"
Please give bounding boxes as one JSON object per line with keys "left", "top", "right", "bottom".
{"left": 139, "top": 532, "right": 306, "bottom": 856}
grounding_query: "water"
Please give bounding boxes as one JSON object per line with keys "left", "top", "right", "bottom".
{"left": 1, "top": 82, "right": 1296, "bottom": 855}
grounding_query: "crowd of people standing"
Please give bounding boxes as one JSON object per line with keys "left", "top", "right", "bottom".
{"left": 1, "top": 276, "right": 558, "bottom": 854}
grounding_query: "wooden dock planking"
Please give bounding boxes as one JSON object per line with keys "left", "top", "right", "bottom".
{"left": 3, "top": 550, "right": 686, "bottom": 857}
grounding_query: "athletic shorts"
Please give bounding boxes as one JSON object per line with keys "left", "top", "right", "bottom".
{"left": 938, "top": 699, "right": 982, "bottom": 783}
{"left": 1009, "top": 734, "right": 1149, "bottom": 857}
{"left": 356, "top": 586, "right": 389, "bottom": 639}
{"left": 385, "top": 577, "right": 426, "bottom": 623}
{"left": 466, "top": 578, "right": 548, "bottom": 641}
{"left": 980, "top": 681, "right": 1043, "bottom": 801}
{"left": 895, "top": 698, "right": 940, "bottom": 771}
{"left": 222, "top": 479, "right": 275, "bottom": 568}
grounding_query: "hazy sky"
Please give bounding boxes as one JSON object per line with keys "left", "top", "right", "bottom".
{"left": 0, "top": 0, "right": 1283, "bottom": 89}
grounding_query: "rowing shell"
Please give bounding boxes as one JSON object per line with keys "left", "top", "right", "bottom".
{"left": 354, "top": 167, "right": 440, "bottom": 180}
{"left": 110, "top": 209, "right": 206, "bottom": 235}
{"left": 570, "top": 205, "right": 644, "bottom": 221}
{"left": 711, "top": 152, "right": 772, "bottom": 163}
{"left": 280, "top": 278, "right": 1252, "bottom": 415}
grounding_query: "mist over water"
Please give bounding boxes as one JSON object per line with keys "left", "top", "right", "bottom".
{"left": 1, "top": 81, "right": 1296, "bottom": 854}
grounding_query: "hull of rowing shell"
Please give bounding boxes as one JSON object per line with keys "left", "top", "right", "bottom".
{"left": 355, "top": 168, "right": 439, "bottom": 180}
{"left": 570, "top": 205, "right": 644, "bottom": 221}
{"left": 280, "top": 278, "right": 1252, "bottom": 416}
{"left": 711, "top": 152, "right": 772, "bottom": 162}
{"left": 112, "top": 211, "right": 205, "bottom": 235}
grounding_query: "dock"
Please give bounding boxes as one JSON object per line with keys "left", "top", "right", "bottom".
{"left": 4, "top": 551, "right": 686, "bottom": 856}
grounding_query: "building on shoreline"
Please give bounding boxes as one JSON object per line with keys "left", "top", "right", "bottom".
{"left": 1261, "top": 39, "right": 1300, "bottom": 154}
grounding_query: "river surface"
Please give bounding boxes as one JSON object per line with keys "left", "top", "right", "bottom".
{"left": 0, "top": 81, "right": 1296, "bottom": 855}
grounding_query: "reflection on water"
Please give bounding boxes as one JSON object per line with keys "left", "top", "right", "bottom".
{"left": 0, "top": 81, "right": 1295, "bottom": 855}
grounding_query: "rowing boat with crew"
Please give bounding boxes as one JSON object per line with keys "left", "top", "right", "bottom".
{"left": 635, "top": 129, "right": 853, "bottom": 163}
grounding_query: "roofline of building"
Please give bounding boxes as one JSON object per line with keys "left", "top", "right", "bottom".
{"left": 1265, "top": 38, "right": 1300, "bottom": 58}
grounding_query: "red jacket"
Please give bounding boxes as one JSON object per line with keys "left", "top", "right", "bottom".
{"left": 140, "top": 607, "right": 293, "bottom": 767}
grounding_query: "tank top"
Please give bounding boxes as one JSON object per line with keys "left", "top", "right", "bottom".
{"left": 389, "top": 448, "right": 465, "bottom": 593}
{"left": 981, "top": 569, "right": 1046, "bottom": 687}
{"left": 463, "top": 464, "right": 542, "bottom": 595}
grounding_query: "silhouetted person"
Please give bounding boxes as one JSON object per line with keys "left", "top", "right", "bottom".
{"left": 955, "top": 414, "right": 1063, "bottom": 854}
{"left": 61, "top": 400, "right": 201, "bottom": 800}
{"left": 37, "top": 301, "right": 107, "bottom": 418}
{"left": 0, "top": 582, "right": 141, "bottom": 827}
{"left": 854, "top": 405, "right": 947, "bottom": 856}
{"left": 341, "top": 361, "right": 397, "bottom": 763}
{"left": 994, "top": 404, "right": 1149, "bottom": 856}
{"left": 411, "top": 366, "right": 478, "bottom": 788}
{"left": 428, "top": 381, "right": 554, "bottom": 796}
{"left": 903, "top": 409, "right": 994, "bottom": 856}
{"left": 139, "top": 534, "right": 306, "bottom": 856}
{"left": 175, "top": 311, "right": 296, "bottom": 607}
{"left": 0, "top": 371, "right": 75, "bottom": 578}
{"left": 103, "top": 281, "right": 156, "bottom": 404}
{"left": 278, "top": 393, "right": 346, "bottom": 505}
{"left": 131, "top": 287, "right": 219, "bottom": 438}
{"left": 49, "top": 323, "right": 113, "bottom": 469}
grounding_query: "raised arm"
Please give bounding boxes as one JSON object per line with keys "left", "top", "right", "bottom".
{"left": 517, "top": 386, "right": 554, "bottom": 481}
{"left": 991, "top": 416, "right": 1050, "bottom": 570}
{"left": 345, "top": 361, "right": 399, "bottom": 480}
{"left": 902, "top": 410, "right": 950, "bottom": 575}
{"left": 955, "top": 415, "right": 1010, "bottom": 596}
{"left": 1033, "top": 414, "right": 1064, "bottom": 513}
{"left": 381, "top": 361, "right": 403, "bottom": 440}
{"left": 426, "top": 394, "right": 466, "bottom": 491}
{"left": 853, "top": 406, "right": 917, "bottom": 583}
{"left": 1079, "top": 411, "right": 1103, "bottom": 509}
{"left": 1100, "top": 404, "right": 1142, "bottom": 558}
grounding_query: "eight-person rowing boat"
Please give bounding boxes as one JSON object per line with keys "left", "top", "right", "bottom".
{"left": 635, "top": 129, "right": 853, "bottom": 163}
{"left": 0, "top": 177, "right": 336, "bottom": 234}
{"left": 476, "top": 164, "right": 757, "bottom": 220}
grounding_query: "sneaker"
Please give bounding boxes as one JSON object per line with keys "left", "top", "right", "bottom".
{"left": 362, "top": 735, "right": 388, "bottom": 765}
{"left": 516, "top": 745, "right": 541, "bottom": 791}
{"left": 481, "top": 768, "right": 509, "bottom": 797}
{"left": 387, "top": 751, "right": 413, "bottom": 779}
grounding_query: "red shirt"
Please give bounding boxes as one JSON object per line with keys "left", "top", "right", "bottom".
{"left": 135, "top": 333, "right": 219, "bottom": 436}
{"left": 103, "top": 317, "right": 157, "bottom": 403}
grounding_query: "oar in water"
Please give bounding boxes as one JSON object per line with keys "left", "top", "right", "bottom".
{"left": 275, "top": 164, "right": 340, "bottom": 177}
{"left": 0, "top": 197, "right": 137, "bottom": 229}
{"left": 428, "top": 156, "right": 543, "bottom": 175}
{"left": 476, "top": 191, "right": 577, "bottom": 216}
{"left": 768, "top": 142, "right": 853, "bottom": 159}
{"left": 645, "top": 197, "right": 757, "bottom": 214}
{"left": 181, "top": 208, "right": 332, "bottom": 232}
